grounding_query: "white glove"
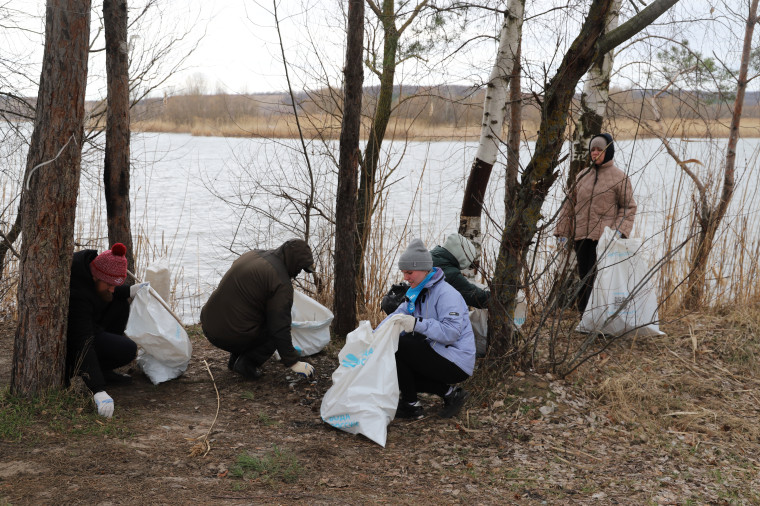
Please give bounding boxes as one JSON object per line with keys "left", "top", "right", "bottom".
{"left": 399, "top": 314, "right": 417, "bottom": 333}
{"left": 290, "top": 361, "right": 315, "bottom": 380}
{"left": 556, "top": 237, "right": 568, "bottom": 249}
{"left": 94, "top": 391, "right": 114, "bottom": 418}
{"left": 130, "top": 282, "right": 149, "bottom": 298}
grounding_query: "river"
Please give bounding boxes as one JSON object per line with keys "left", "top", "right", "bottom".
{"left": 3, "top": 131, "right": 760, "bottom": 322}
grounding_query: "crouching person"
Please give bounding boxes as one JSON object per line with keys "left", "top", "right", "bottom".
{"left": 67, "top": 243, "right": 139, "bottom": 418}
{"left": 377, "top": 238, "right": 475, "bottom": 419}
{"left": 200, "top": 239, "right": 317, "bottom": 382}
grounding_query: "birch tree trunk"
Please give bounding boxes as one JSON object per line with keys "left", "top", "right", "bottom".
{"left": 12, "top": 0, "right": 91, "bottom": 396}
{"left": 333, "top": 0, "right": 364, "bottom": 337}
{"left": 459, "top": 0, "right": 525, "bottom": 243}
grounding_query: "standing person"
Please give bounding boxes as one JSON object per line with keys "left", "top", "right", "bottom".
{"left": 555, "top": 133, "right": 637, "bottom": 315}
{"left": 431, "top": 233, "right": 490, "bottom": 308}
{"left": 378, "top": 238, "right": 476, "bottom": 419}
{"left": 200, "top": 239, "right": 317, "bottom": 381}
{"left": 67, "top": 243, "right": 141, "bottom": 418}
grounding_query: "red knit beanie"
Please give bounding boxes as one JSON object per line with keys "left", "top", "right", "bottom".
{"left": 90, "top": 243, "right": 128, "bottom": 286}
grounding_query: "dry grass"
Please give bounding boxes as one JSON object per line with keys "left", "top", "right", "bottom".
{"left": 581, "top": 306, "right": 760, "bottom": 445}
{"left": 132, "top": 114, "right": 545, "bottom": 142}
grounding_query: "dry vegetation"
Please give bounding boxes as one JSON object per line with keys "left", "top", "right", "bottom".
{"left": 126, "top": 86, "right": 760, "bottom": 140}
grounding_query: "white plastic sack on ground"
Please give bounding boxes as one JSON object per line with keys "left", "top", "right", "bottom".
{"left": 125, "top": 285, "right": 192, "bottom": 384}
{"left": 577, "top": 227, "right": 664, "bottom": 337}
{"left": 320, "top": 316, "right": 404, "bottom": 447}
{"left": 291, "top": 290, "right": 334, "bottom": 356}
{"left": 469, "top": 290, "right": 526, "bottom": 356}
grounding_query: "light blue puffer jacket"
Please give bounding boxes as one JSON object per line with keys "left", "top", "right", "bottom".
{"left": 379, "top": 267, "right": 476, "bottom": 375}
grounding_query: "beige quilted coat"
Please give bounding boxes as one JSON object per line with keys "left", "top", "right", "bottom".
{"left": 555, "top": 160, "right": 637, "bottom": 241}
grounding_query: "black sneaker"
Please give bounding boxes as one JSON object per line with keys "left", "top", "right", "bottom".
{"left": 227, "top": 353, "right": 239, "bottom": 371}
{"left": 103, "top": 370, "right": 132, "bottom": 385}
{"left": 439, "top": 387, "right": 469, "bottom": 418}
{"left": 232, "top": 356, "right": 263, "bottom": 380}
{"left": 396, "top": 400, "right": 424, "bottom": 420}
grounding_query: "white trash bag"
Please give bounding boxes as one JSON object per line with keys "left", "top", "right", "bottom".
{"left": 320, "top": 316, "right": 404, "bottom": 447}
{"left": 291, "top": 290, "right": 334, "bottom": 356}
{"left": 577, "top": 227, "right": 664, "bottom": 337}
{"left": 125, "top": 285, "right": 192, "bottom": 384}
{"left": 469, "top": 290, "right": 526, "bottom": 356}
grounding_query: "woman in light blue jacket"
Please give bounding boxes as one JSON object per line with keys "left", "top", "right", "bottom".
{"left": 377, "top": 238, "right": 476, "bottom": 419}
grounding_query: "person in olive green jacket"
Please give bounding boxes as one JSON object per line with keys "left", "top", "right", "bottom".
{"left": 430, "top": 233, "right": 490, "bottom": 309}
{"left": 200, "top": 239, "right": 317, "bottom": 381}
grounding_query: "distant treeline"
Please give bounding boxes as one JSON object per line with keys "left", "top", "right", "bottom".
{"left": 5, "top": 85, "right": 760, "bottom": 139}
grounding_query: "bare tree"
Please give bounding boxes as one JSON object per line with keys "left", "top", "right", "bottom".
{"left": 488, "top": 0, "right": 679, "bottom": 364}
{"left": 333, "top": 0, "right": 364, "bottom": 337}
{"left": 355, "top": 0, "right": 429, "bottom": 301}
{"left": 104, "top": 0, "right": 135, "bottom": 274}
{"left": 12, "top": 0, "right": 91, "bottom": 395}
{"left": 681, "top": 0, "right": 758, "bottom": 309}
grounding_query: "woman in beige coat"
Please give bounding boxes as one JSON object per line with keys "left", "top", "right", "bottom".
{"left": 555, "top": 133, "right": 637, "bottom": 315}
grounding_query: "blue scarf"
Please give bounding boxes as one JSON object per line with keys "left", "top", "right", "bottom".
{"left": 405, "top": 270, "right": 436, "bottom": 314}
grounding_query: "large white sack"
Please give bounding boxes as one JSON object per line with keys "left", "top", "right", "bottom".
{"left": 577, "top": 227, "right": 664, "bottom": 337}
{"left": 469, "top": 290, "right": 526, "bottom": 356}
{"left": 125, "top": 285, "right": 192, "bottom": 384}
{"left": 291, "top": 290, "right": 334, "bottom": 356}
{"left": 320, "top": 317, "right": 405, "bottom": 447}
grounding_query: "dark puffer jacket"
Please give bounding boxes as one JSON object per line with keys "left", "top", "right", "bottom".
{"left": 431, "top": 246, "right": 489, "bottom": 309}
{"left": 200, "top": 240, "right": 314, "bottom": 367}
{"left": 67, "top": 249, "right": 131, "bottom": 392}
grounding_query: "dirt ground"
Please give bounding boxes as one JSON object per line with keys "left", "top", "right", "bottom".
{"left": 1, "top": 311, "right": 760, "bottom": 505}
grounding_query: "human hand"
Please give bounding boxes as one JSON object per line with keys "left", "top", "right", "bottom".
{"left": 94, "top": 391, "right": 114, "bottom": 418}
{"left": 290, "top": 361, "right": 315, "bottom": 380}
{"left": 130, "top": 282, "right": 149, "bottom": 298}
{"left": 399, "top": 314, "right": 416, "bottom": 333}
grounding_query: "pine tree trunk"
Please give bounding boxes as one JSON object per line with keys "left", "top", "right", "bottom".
{"left": 12, "top": 0, "right": 91, "bottom": 396}
{"left": 104, "top": 0, "right": 134, "bottom": 275}
{"left": 333, "top": 0, "right": 364, "bottom": 337}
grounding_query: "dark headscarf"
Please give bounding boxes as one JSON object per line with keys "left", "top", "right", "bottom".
{"left": 589, "top": 133, "right": 614, "bottom": 166}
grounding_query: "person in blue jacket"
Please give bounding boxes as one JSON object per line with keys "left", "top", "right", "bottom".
{"left": 377, "top": 238, "right": 476, "bottom": 419}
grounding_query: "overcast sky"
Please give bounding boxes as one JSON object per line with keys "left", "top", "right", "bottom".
{"left": 2, "top": 0, "right": 752, "bottom": 100}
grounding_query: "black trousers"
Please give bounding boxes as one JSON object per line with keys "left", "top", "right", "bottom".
{"left": 574, "top": 238, "right": 598, "bottom": 314}
{"left": 69, "top": 297, "right": 137, "bottom": 391}
{"left": 395, "top": 333, "right": 468, "bottom": 403}
{"left": 203, "top": 328, "right": 278, "bottom": 368}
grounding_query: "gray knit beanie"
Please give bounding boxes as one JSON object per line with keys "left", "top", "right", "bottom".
{"left": 398, "top": 238, "right": 433, "bottom": 271}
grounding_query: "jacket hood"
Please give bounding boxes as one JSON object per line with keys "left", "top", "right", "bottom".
{"left": 589, "top": 133, "right": 614, "bottom": 166}
{"left": 277, "top": 239, "right": 315, "bottom": 278}
{"left": 442, "top": 234, "right": 479, "bottom": 270}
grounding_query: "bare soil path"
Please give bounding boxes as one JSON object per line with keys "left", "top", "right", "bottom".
{"left": 1, "top": 314, "right": 759, "bottom": 505}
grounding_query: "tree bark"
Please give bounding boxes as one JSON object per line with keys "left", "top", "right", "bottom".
{"left": 459, "top": 0, "right": 525, "bottom": 241}
{"left": 333, "top": 0, "right": 364, "bottom": 337}
{"left": 12, "top": 0, "right": 91, "bottom": 396}
{"left": 683, "top": 0, "right": 757, "bottom": 309}
{"left": 104, "top": 0, "right": 135, "bottom": 276}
